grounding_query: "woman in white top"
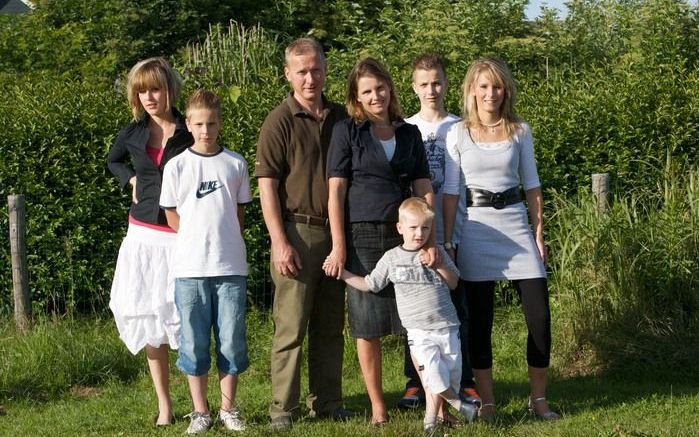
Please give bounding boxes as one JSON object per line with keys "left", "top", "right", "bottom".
{"left": 442, "top": 57, "right": 559, "bottom": 422}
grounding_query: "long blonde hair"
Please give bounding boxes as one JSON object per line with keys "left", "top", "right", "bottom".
{"left": 461, "top": 57, "right": 521, "bottom": 139}
{"left": 126, "top": 57, "right": 182, "bottom": 120}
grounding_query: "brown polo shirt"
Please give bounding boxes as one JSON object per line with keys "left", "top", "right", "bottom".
{"left": 255, "top": 93, "right": 347, "bottom": 218}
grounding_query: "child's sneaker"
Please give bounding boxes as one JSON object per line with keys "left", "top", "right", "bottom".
{"left": 219, "top": 407, "right": 246, "bottom": 432}
{"left": 461, "top": 387, "right": 482, "bottom": 408}
{"left": 397, "top": 386, "right": 425, "bottom": 409}
{"left": 458, "top": 402, "right": 477, "bottom": 423}
{"left": 185, "top": 411, "right": 213, "bottom": 434}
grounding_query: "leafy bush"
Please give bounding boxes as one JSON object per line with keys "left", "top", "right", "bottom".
{"left": 518, "top": 63, "right": 699, "bottom": 193}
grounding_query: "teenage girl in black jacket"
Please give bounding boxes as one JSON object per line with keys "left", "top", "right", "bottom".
{"left": 107, "top": 57, "right": 192, "bottom": 426}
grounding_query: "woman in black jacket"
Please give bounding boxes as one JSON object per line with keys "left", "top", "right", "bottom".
{"left": 107, "top": 57, "right": 192, "bottom": 426}
{"left": 324, "top": 58, "right": 434, "bottom": 425}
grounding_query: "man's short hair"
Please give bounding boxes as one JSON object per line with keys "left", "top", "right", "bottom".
{"left": 398, "top": 197, "right": 435, "bottom": 222}
{"left": 185, "top": 89, "right": 221, "bottom": 118}
{"left": 284, "top": 37, "right": 326, "bottom": 65}
{"left": 411, "top": 53, "right": 446, "bottom": 78}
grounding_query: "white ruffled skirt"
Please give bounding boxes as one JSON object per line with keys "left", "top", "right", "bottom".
{"left": 110, "top": 223, "right": 179, "bottom": 354}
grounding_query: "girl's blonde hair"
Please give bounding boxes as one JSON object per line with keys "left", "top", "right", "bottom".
{"left": 126, "top": 57, "right": 182, "bottom": 120}
{"left": 346, "top": 57, "right": 403, "bottom": 123}
{"left": 461, "top": 57, "right": 521, "bottom": 138}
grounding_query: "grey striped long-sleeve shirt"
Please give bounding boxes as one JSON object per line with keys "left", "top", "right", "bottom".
{"left": 364, "top": 245, "right": 460, "bottom": 330}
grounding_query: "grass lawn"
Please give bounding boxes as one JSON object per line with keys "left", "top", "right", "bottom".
{"left": 1, "top": 307, "right": 698, "bottom": 436}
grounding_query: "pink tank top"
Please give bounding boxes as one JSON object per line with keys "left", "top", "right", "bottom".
{"left": 128, "top": 145, "right": 174, "bottom": 232}
{"left": 146, "top": 145, "right": 165, "bottom": 166}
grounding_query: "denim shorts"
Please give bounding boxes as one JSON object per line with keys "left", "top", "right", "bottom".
{"left": 346, "top": 222, "right": 403, "bottom": 338}
{"left": 174, "top": 275, "right": 249, "bottom": 376}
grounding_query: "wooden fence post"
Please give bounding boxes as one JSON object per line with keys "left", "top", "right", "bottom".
{"left": 9, "top": 195, "right": 31, "bottom": 333}
{"left": 591, "top": 173, "right": 610, "bottom": 213}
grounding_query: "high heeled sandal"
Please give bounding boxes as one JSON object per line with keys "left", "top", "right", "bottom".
{"left": 477, "top": 403, "right": 496, "bottom": 424}
{"left": 370, "top": 415, "right": 389, "bottom": 427}
{"left": 528, "top": 396, "right": 560, "bottom": 421}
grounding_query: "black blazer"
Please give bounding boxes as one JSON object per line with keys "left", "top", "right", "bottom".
{"left": 327, "top": 118, "right": 430, "bottom": 223}
{"left": 107, "top": 109, "right": 193, "bottom": 224}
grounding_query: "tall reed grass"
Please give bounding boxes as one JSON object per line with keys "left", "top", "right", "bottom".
{"left": 182, "top": 20, "right": 281, "bottom": 88}
{"left": 548, "top": 156, "right": 699, "bottom": 376}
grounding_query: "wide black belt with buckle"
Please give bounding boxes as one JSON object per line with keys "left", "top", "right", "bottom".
{"left": 286, "top": 213, "right": 329, "bottom": 226}
{"left": 466, "top": 186, "right": 522, "bottom": 209}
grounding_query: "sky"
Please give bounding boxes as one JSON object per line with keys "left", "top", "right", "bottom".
{"left": 525, "top": 0, "right": 568, "bottom": 20}
{"left": 525, "top": 0, "right": 699, "bottom": 20}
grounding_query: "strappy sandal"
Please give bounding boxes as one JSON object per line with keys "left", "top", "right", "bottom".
{"left": 436, "top": 412, "right": 461, "bottom": 428}
{"left": 370, "top": 415, "right": 389, "bottom": 427}
{"left": 528, "top": 396, "right": 560, "bottom": 421}
{"left": 478, "top": 403, "right": 496, "bottom": 424}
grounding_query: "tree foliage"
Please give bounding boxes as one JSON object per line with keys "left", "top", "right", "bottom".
{"left": 0, "top": 0, "right": 277, "bottom": 78}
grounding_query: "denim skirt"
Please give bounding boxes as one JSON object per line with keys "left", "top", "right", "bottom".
{"left": 346, "top": 222, "right": 404, "bottom": 338}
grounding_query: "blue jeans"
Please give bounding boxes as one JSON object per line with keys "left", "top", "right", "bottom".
{"left": 174, "top": 275, "right": 249, "bottom": 376}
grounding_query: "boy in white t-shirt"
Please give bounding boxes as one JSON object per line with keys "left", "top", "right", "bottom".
{"left": 401, "top": 54, "right": 481, "bottom": 418}
{"left": 160, "top": 89, "right": 252, "bottom": 434}
{"left": 327, "top": 198, "right": 477, "bottom": 433}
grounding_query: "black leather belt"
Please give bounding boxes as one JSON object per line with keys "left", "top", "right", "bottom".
{"left": 466, "top": 187, "right": 522, "bottom": 209}
{"left": 286, "top": 213, "right": 329, "bottom": 226}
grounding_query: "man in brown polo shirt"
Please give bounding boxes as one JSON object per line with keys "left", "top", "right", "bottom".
{"left": 255, "top": 37, "right": 354, "bottom": 430}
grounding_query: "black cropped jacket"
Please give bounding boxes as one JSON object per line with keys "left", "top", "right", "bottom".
{"left": 107, "top": 109, "right": 193, "bottom": 224}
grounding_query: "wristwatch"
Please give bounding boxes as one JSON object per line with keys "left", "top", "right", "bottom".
{"left": 443, "top": 241, "right": 456, "bottom": 250}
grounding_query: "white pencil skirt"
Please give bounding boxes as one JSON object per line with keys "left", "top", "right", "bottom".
{"left": 109, "top": 223, "right": 179, "bottom": 354}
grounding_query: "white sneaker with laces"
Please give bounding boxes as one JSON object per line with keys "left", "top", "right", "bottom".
{"left": 219, "top": 407, "right": 246, "bottom": 431}
{"left": 185, "top": 411, "right": 213, "bottom": 434}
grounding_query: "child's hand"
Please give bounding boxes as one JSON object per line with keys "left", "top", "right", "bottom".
{"left": 419, "top": 249, "right": 430, "bottom": 265}
{"left": 419, "top": 246, "right": 440, "bottom": 267}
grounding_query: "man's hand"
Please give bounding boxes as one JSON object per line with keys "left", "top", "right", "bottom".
{"left": 272, "top": 240, "right": 303, "bottom": 277}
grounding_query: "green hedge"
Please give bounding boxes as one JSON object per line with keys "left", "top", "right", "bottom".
{"left": 0, "top": 76, "right": 127, "bottom": 314}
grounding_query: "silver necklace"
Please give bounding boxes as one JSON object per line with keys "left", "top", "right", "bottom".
{"left": 481, "top": 118, "right": 503, "bottom": 133}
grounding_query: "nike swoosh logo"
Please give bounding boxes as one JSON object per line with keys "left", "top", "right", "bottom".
{"left": 196, "top": 186, "right": 221, "bottom": 199}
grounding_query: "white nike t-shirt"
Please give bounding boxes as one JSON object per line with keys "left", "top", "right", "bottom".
{"left": 160, "top": 147, "right": 252, "bottom": 278}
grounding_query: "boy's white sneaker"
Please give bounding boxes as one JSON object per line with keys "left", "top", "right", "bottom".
{"left": 219, "top": 407, "right": 246, "bottom": 431}
{"left": 185, "top": 411, "right": 213, "bottom": 434}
